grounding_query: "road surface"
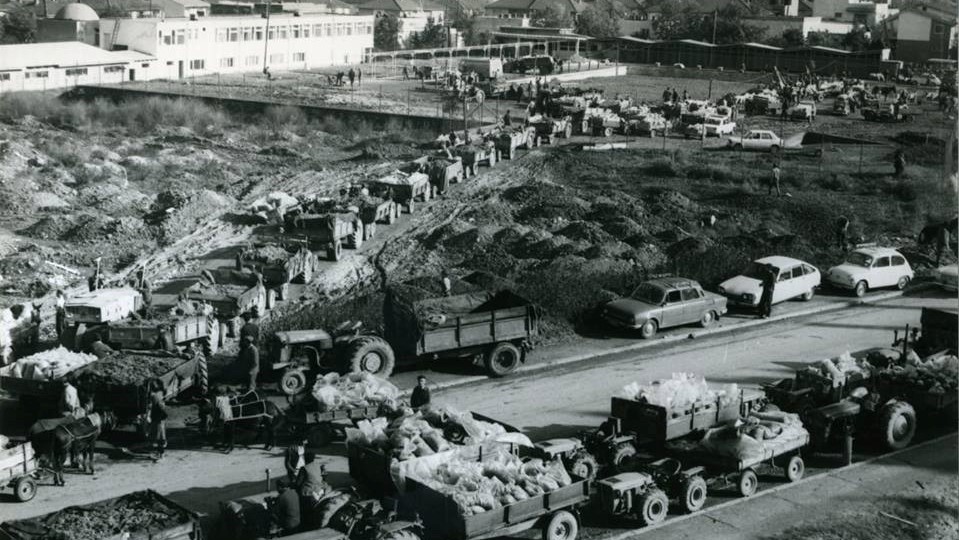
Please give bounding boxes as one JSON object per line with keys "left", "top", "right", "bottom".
{"left": 1, "top": 289, "right": 955, "bottom": 537}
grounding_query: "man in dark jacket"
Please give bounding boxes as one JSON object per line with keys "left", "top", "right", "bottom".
{"left": 759, "top": 264, "right": 777, "bottom": 319}
{"left": 238, "top": 336, "right": 259, "bottom": 390}
{"left": 239, "top": 312, "right": 260, "bottom": 344}
{"left": 410, "top": 375, "right": 431, "bottom": 409}
{"left": 272, "top": 480, "right": 301, "bottom": 535}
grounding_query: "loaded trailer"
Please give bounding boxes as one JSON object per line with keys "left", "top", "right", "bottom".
{"left": 368, "top": 172, "right": 433, "bottom": 215}
{"left": 0, "top": 489, "right": 201, "bottom": 540}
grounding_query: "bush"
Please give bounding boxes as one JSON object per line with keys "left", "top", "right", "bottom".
{"left": 645, "top": 157, "right": 679, "bottom": 177}
{"left": 685, "top": 163, "right": 735, "bottom": 182}
{"left": 816, "top": 174, "right": 847, "bottom": 191}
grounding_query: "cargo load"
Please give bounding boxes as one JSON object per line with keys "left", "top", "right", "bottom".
{"left": 310, "top": 372, "right": 400, "bottom": 413}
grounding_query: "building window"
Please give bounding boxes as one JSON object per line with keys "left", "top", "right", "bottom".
{"left": 933, "top": 24, "right": 943, "bottom": 34}
{"left": 292, "top": 24, "right": 301, "bottom": 38}
{"left": 293, "top": 52, "right": 305, "bottom": 61}
{"left": 173, "top": 29, "right": 185, "bottom": 44}
{"left": 367, "top": 24, "right": 373, "bottom": 35}
{"left": 26, "top": 70, "right": 50, "bottom": 79}
{"left": 190, "top": 59, "right": 205, "bottom": 70}
{"left": 268, "top": 27, "right": 276, "bottom": 40}
{"left": 346, "top": 23, "right": 353, "bottom": 36}
{"left": 65, "top": 68, "right": 88, "bottom": 76}
{"left": 325, "top": 23, "right": 332, "bottom": 36}
{"left": 242, "top": 27, "right": 252, "bottom": 41}
{"left": 246, "top": 55, "right": 259, "bottom": 66}
{"left": 220, "top": 57, "right": 234, "bottom": 68}
{"left": 141, "top": 63, "right": 149, "bottom": 68}
{"left": 269, "top": 53, "right": 284, "bottom": 64}
{"left": 255, "top": 27, "right": 264, "bottom": 40}
{"left": 228, "top": 27, "right": 239, "bottom": 41}
{"left": 313, "top": 24, "right": 322, "bottom": 35}
{"left": 0, "top": 73, "right": 10, "bottom": 81}
{"left": 303, "top": 25, "right": 310, "bottom": 38}
{"left": 216, "top": 28, "right": 226, "bottom": 42}
{"left": 163, "top": 32, "right": 173, "bottom": 45}
{"left": 834, "top": 11, "right": 842, "bottom": 17}
{"left": 278, "top": 26, "right": 288, "bottom": 39}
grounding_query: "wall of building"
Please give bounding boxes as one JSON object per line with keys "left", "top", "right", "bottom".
{"left": 897, "top": 11, "right": 932, "bottom": 41}
{"left": 37, "top": 20, "right": 99, "bottom": 45}
{"left": 0, "top": 62, "right": 132, "bottom": 93}
{"left": 620, "top": 19, "right": 654, "bottom": 39}
{"left": 101, "top": 14, "right": 374, "bottom": 77}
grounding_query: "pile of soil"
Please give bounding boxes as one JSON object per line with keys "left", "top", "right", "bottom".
{"left": 150, "top": 189, "right": 234, "bottom": 245}
{"left": 71, "top": 353, "right": 187, "bottom": 386}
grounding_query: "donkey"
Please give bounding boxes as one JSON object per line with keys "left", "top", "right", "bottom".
{"left": 28, "top": 412, "right": 116, "bottom": 486}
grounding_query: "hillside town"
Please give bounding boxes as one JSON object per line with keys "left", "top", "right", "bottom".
{"left": 0, "top": 0, "right": 956, "bottom": 539}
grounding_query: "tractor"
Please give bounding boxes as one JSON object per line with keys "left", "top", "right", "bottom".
{"left": 596, "top": 457, "right": 707, "bottom": 526}
{"left": 526, "top": 438, "right": 600, "bottom": 482}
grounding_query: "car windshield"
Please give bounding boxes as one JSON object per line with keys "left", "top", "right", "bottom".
{"left": 705, "top": 117, "right": 721, "bottom": 125}
{"left": 845, "top": 252, "right": 874, "bottom": 267}
{"left": 630, "top": 283, "right": 666, "bottom": 304}
{"left": 742, "top": 262, "right": 776, "bottom": 279}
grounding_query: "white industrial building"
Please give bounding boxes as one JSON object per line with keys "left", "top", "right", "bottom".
{"left": 0, "top": 42, "right": 155, "bottom": 93}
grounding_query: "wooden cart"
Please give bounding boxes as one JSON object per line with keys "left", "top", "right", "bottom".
{"left": 0, "top": 442, "right": 45, "bottom": 503}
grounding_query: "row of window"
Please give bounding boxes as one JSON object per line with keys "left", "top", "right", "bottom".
{"left": 65, "top": 68, "right": 88, "bottom": 77}
{"left": 199, "top": 52, "right": 307, "bottom": 70}
{"left": 211, "top": 22, "right": 371, "bottom": 43}
{"left": 25, "top": 71, "right": 49, "bottom": 79}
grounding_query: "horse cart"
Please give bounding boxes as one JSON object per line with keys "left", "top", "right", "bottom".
{"left": 286, "top": 401, "right": 386, "bottom": 448}
{"left": 0, "top": 441, "right": 45, "bottom": 502}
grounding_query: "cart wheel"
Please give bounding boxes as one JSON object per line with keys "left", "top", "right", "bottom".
{"left": 681, "top": 475, "right": 708, "bottom": 513}
{"left": 636, "top": 488, "right": 669, "bottom": 526}
{"left": 542, "top": 510, "right": 578, "bottom": 540}
{"left": 280, "top": 369, "right": 307, "bottom": 396}
{"left": 15, "top": 476, "right": 37, "bottom": 502}
{"left": 785, "top": 455, "right": 804, "bottom": 482}
{"left": 738, "top": 469, "right": 758, "bottom": 497}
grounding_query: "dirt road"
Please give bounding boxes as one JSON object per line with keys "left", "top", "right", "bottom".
{"left": 3, "top": 290, "right": 953, "bottom": 531}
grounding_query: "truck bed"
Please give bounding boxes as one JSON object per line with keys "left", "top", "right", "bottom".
{"left": 671, "top": 431, "right": 810, "bottom": 471}
{"left": 610, "top": 392, "right": 755, "bottom": 443}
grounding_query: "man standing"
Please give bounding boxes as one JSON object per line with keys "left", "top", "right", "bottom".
{"left": 410, "top": 375, "right": 431, "bottom": 409}
{"left": 148, "top": 379, "right": 168, "bottom": 459}
{"left": 238, "top": 335, "right": 259, "bottom": 391}
{"left": 769, "top": 164, "right": 782, "bottom": 197}
{"left": 55, "top": 290, "right": 67, "bottom": 339}
{"left": 348, "top": 68, "right": 356, "bottom": 89}
{"left": 297, "top": 453, "right": 329, "bottom": 508}
{"left": 285, "top": 437, "right": 308, "bottom": 482}
{"left": 894, "top": 149, "right": 906, "bottom": 177}
{"left": 239, "top": 311, "right": 260, "bottom": 345}
{"left": 215, "top": 387, "right": 235, "bottom": 452}
{"left": 836, "top": 216, "right": 850, "bottom": 251}
{"left": 759, "top": 264, "right": 776, "bottom": 319}
{"left": 272, "top": 480, "right": 301, "bottom": 536}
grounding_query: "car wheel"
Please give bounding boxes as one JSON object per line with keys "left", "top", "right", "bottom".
{"left": 896, "top": 276, "right": 910, "bottom": 290}
{"left": 639, "top": 320, "right": 658, "bottom": 339}
{"left": 801, "top": 289, "right": 814, "bottom": 301}
{"left": 854, "top": 280, "right": 867, "bottom": 297}
{"left": 699, "top": 311, "right": 715, "bottom": 328}
{"left": 770, "top": 145, "right": 780, "bottom": 154}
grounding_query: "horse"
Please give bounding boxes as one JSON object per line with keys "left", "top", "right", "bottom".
{"left": 28, "top": 412, "right": 116, "bottom": 486}
{"left": 217, "top": 391, "right": 284, "bottom": 450}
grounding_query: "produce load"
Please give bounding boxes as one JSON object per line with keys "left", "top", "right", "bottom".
{"left": 0, "top": 490, "right": 192, "bottom": 540}
{"left": 1, "top": 347, "right": 96, "bottom": 381}
{"left": 875, "top": 352, "right": 959, "bottom": 394}
{"left": 376, "top": 171, "right": 429, "bottom": 186}
{"left": 671, "top": 411, "right": 809, "bottom": 463}
{"left": 805, "top": 351, "right": 872, "bottom": 387}
{"left": 310, "top": 372, "right": 400, "bottom": 412}
{"left": 241, "top": 245, "right": 294, "bottom": 266}
{"left": 621, "top": 373, "right": 739, "bottom": 411}
{"left": 405, "top": 446, "right": 572, "bottom": 516}
{"left": 69, "top": 352, "right": 184, "bottom": 386}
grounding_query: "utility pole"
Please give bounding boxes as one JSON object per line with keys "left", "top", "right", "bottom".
{"left": 711, "top": 10, "right": 718, "bottom": 44}
{"left": 262, "top": 0, "right": 272, "bottom": 76}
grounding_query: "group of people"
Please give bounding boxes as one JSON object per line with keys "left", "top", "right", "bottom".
{"left": 327, "top": 68, "right": 362, "bottom": 88}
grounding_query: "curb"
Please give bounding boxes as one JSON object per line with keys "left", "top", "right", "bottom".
{"left": 412, "top": 284, "right": 933, "bottom": 396}
{"left": 604, "top": 432, "right": 958, "bottom": 540}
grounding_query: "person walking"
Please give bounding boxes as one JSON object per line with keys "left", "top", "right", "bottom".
{"left": 769, "top": 164, "right": 782, "bottom": 196}
{"left": 836, "top": 215, "right": 850, "bottom": 251}
{"left": 148, "top": 379, "right": 168, "bottom": 459}
{"left": 410, "top": 375, "right": 431, "bottom": 409}
{"left": 55, "top": 289, "right": 67, "bottom": 339}
{"left": 502, "top": 109, "right": 512, "bottom": 127}
{"left": 759, "top": 264, "right": 776, "bottom": 319}
{"left": 671, "top": 88, "right": 679, "bottom": 103}
{"left": 356, "top": 68, "right": 362, "bottom": 86}
{"left": 238, "top": 335, "right": 259, "bottom": 391}
{"left": 402, "top": 66, "right": 409, "bottom": 80}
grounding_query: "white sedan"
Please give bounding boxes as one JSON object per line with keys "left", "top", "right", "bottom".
{"left": 718, "top": 256, "right": 821, "bottom": 307}
{"left": 726, "top": 130, "right": 783, "bottom": 152}
{"left": 826, "top": 247, "right": 914, "bottom": 297}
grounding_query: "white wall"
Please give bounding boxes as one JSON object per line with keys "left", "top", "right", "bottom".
{"left": 0, "top": 63, "right": 133, "bottom": 93}
{"left": 897, "top": 11, "right": 933, "bottom": 41}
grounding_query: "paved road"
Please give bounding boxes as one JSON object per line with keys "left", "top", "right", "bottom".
{"left": 1, "top": 290, "right": 954, "bottom": 534}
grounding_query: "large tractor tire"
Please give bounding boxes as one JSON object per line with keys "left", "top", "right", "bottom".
{"left": 611, "top": 443, "right": 636, "bottom": 473}
{"left": 328, "top": 241, "right": 343, "bottom": 262}
{"left": 542, "top": 510, "right": 578, "bottom": 540}
{"left": 195, "top": 352, "right": 209, "bottom": 396}
{"left": 484, "top": 342, "right": 521, "bottom": 377}
{"left": 348, "top": 223, "right": 364, "bottom": 250}
{"left": 279, "top": 368, "right": 308, "bottom": 396}
{"left": 568, "top": 451, "right": 599, "bottom": 482}
{"left": 877, "top": 400, "right": 917, "bottom": 450}
{"left": 346, "top": 336, "right": 396, "bottom": 377}
{"left": 636, "top": 488, "right": 669, "bottom": 526}
{"left": 680, "top": 475, "right": 708, "bottom": 513}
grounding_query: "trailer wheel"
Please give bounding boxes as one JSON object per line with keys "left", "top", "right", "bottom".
{"left": 636, "top": 488, "right": 669, "bottom": 526}
{"left": 280, "top": 369, "right": 307, "bottom": 396}
{"left": 785, "top": 455, "right": 805, "bottom": 482}
{"left": 737, "top": 469, "right": 758, "bottom": 497}
{"left": 15, "top": 476, "right": 37, "bottom": 502}
{"left": 611, "top": 443, "right": 636, "bottom": 473}
{"left": 568, "top": 451, "right": 599, "bottom": 482}
{"left": 878, "top": 401, "right": 916, "bottom": 450}
{"left": 484, "top": 342, "right": 521, "bottom": 377}
{"left": 680, "top": 475, "right": 708, "bottom": 513}
{"left": 407, "top": 200, "right": 415, "bottom": 214}
{"left": 328, "top": 241, "right": 342, "bottom": 262}
{"left": 348, "top": 223, "right": 364, "bottom": 250}
{"left": 346, "top": 336, "right": 396, "bottom": 377}
{"left": 542, "top": 510, "right": 578, "bottom": 540}
{"left": 382, "top": 530, "right": 421, "bottom": 540}
{"left": 603, "top": 127, "right": 613, "bottom": 138}
{"left": 387, "top": 205, "right": 398, "bottom": 224}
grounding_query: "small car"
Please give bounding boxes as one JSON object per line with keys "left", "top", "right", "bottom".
{"left": 718, "top": 256, "right": 821, "bottom": 308}
{"left": 602, "top": 277, "right": 728, "bottom": 339}
{"left": 826, "top": 247, "right": 914, "bottom": 297}
{"left": 935, "top": 264, "right": 958, "bottom": 292}
{"left": 686, "top": 115, "right": 736, "bottom": 138}
{"left": 726, "top": 130, "right": 783, "bottom": 152}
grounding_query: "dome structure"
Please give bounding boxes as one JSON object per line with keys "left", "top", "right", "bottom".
{"left": 54, "top": 3, "right": 100, "bottom": 21}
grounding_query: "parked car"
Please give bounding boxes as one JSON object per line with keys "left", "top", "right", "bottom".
{"left": 686, "top": 115, "right": 736, "bottom": 138}
{"left": 787, "top": 101, "right": 817, "bottom": 120}
{"left": 826, "top": 247, "right": 914, "bottom": 297}
{"left": 935, "top": 264, "right": 958, "bottom": 292}
{"left": 726, "top": 130, "right": 783, "bottom": 152}
{"left": 718, "top": 256, "right": 821, "bottom": 308}
{"left": 602, "top": 277, "right": 728, "bottom": 339}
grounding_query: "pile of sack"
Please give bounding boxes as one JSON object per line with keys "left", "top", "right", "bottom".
{"left": 621, "top": 373, "right": 739, "bottom": 411}
{"left": 311, "top": 372, "right": 400, "bottom": 413}
{"left": 378, "top": 171, "right": 429, "bottom": 186}
{"left": 878, "top": 352, "right": 959, "bottom": 395}
{"left": 408, "top": 446, "right": 573, "bottom": 516}
{"left": 807, "top": 351, "right": 872, "bottom": 387}
{"left": 673, "top": 410, "right": 808, "bottom": 463}
{"left": 3, "top": 347, "right": 97, "bottom": 381}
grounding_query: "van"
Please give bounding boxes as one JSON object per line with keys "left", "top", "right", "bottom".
{"left": 459, "top": 57, "right": 503, "bottom": 80}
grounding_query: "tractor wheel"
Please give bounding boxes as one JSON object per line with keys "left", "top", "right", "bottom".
{"left": 195, "top": 352, "right": 209, "bottom": 396}
{"left": 680, "top": 475, "right": 707, "bottom": 513}
{"left": 568, "top": 451, "right": 599, "bottom": 482}
{"left": 784, "top": 455, "right": 805, "bottom": 482}
{"left": 639, "top": 320, "right": 658, "bottom": 340}
{"left": 407, "top": 200, "right": 415, "bottom": 214}
{"left": 15, "top": 476, "right": 37, "bottom": 502}
{"left": 877, "top": 401, "right": 917, "bottom": 450}
{"left": 484, "top": 342, "right": 521, "bottom": 377}
{"left": 328, "top": 241, "right": 343, "bottom": 262}
{"left": 280, "top": 369, "right": 307, "bottom": 396}
{"left": 542, "top": 510, "right": 578, "bottom": 540}
{"left": 347, "top": 336, "right": 396, "bottom": 377}
{"left": 611, "top": 443, "right": 636, "bottom": 473}
{"left": 854, "top": 280, "right": 868, "bottom": 298}
{"left": 737, "top": 469, "right": 758, "bottom": 497}
{"left": 699, "top": 310, "right": 716, "bottom": 328}
{"left": 636, "top": 488, "right": 669, "bottom": 526}
{"left": 897, "top": 276, "right": 910, "bottom": 290}
{"left": 387, "top": 205, "right": 398, "bottom": 224}
{"left": 348, "top": 223, "right": 364, "bottom": 250}
{"left": 603, "top": 127, "right": 613, "bottom": 138}
{"left": 382, "top": 530, "right": 421, "bottom": 540}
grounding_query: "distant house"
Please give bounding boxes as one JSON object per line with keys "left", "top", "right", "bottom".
{"left": 483, "top": 0, "right": 582, "bottom": 22}
{"left": 887, "top": 5, "right": 958, "bottom": 62}
{"left": 619, "top": 0, "right": 800, "bottom": 39}
{"left": 358, "top": 0, "right": 447, "bottom": 47}
{"left": 808, "top": 0, "right": 897, "bottom": 27}
{"left": 0, "top": 41, "right": 154, "bottom": 93}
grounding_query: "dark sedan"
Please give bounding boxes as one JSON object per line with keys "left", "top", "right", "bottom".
{"left": 602, "top": 277, "right": 728, "bottom": 339}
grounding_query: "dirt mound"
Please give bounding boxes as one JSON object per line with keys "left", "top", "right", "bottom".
{"left": 556, "top": 221, "right": 615, "bottom": 244}
{"left": 354, "top": 141, "right": 417, "bottom": 160}
{"left": 22, "top": 215, "right": 78, "bottom": 240}
{"left": 150, "top": 189, "right": 234, "bottom": 245}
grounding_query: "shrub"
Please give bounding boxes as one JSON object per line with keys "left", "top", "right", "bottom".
{"left": 685, "top": 163, "right": 735, "bottom": 182}
{"left": 645, "top": 157, "right": 678, "bottom": 177}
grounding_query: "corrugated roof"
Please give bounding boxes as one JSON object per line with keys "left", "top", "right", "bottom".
{"left": 0, "top": 42, "right": 153, "bottom": 72}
